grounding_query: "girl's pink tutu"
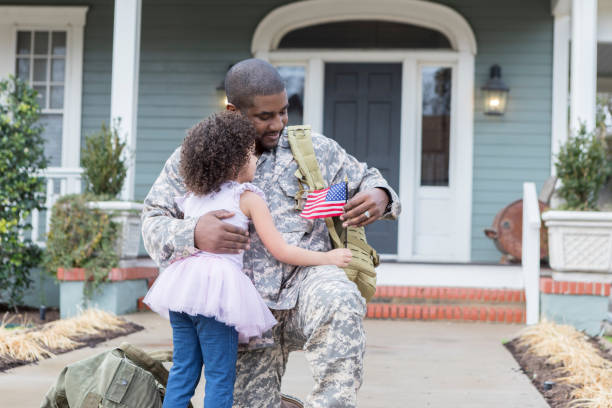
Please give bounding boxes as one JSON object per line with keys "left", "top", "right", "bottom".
{"left": 143, "top": 182, "right": 277, "bottom": 343}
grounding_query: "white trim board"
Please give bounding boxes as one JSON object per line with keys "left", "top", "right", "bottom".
{"left": 0, "top": 6, "right": 87, "bottom": 169}
{"left": 251, "top": 0, "right": 477, "bottom": 55}
{"left": 251, "top": 1, "right": 476, "bottom": 262}
{"left": 376, "top": 262, "right": 525, "bottom": 289}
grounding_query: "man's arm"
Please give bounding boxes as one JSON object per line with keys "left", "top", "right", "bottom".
{"left": 141, "top": 148, "right": 249, "bottom": 268}
{"left": 313, "top": 134, "right": 401, "bottom": 227}
{"left": 141, "top": 148, "right": 199, "bottom": 267}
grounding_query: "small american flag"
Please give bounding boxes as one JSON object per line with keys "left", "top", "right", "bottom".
{"left": 299, "top": 182, "right": 347, "bottom": 219}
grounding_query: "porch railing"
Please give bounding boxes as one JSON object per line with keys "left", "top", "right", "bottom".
{"left": 522, "top": 182, "right": 541, "bottom": 325}
{"left": 31, "top": 167, "right": 83, "bottom": 245}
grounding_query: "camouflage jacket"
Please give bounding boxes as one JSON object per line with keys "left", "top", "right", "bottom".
{"left": 142, "top": 132, "right": 400, "bottom": 311}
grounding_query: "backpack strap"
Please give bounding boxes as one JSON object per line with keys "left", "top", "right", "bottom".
{"left": 286, "top": 125, "right": 343, "bottom": 248}
{"left": 118, "top": 343, "right": 170, "bottom": 386}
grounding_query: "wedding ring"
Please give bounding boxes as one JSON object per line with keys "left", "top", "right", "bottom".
{"left": 364, "top": 210, "right": 371, "bottom": 218}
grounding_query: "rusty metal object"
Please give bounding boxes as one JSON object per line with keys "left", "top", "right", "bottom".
{"left": 484, "top": 199, "right": 549, "bottom": 262}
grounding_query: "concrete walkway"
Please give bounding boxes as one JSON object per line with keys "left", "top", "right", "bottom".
{"left": 0, "top": 312, "right": 548, "bottom": 407}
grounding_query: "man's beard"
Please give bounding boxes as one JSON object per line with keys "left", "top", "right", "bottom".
{"left": 256, "top": 128, "right": 284, "bottom": 153}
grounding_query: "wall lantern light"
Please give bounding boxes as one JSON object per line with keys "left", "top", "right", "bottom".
{"left": 216, "top": 64, "right": 234, "bottom": 110}
{"left": 482, "top": 64, "right": 509, "bottom": 116}
{"left": 216, "top": 81, "right": 228, "bottom": 110}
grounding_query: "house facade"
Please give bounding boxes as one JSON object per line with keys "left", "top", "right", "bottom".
{"left": 0, "top": 0, "right": 609, "bottom": 272}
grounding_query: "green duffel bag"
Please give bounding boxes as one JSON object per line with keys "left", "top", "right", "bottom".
{"left": 40, "top": 343, "right": 185, "bottom": 408}
{"left": 41, "top": 342, "right": 305, "bottom": 407}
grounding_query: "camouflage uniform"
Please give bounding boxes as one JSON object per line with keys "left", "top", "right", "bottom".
{"left": 142, "top": 132, "right": 400, "bottom": 408}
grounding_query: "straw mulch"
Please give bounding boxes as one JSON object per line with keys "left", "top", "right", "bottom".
{"left": 506, "top": 321, "right": 612, "bottom": 408}
{"left": 0, "top": 309, "right": 142, "bottom": 372}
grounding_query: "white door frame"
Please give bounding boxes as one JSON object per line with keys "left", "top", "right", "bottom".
{"left": 251, "top": 0, "right": 476, "bottom": 262}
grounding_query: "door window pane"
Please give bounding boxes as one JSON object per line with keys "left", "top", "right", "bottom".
{"left": 39, "top": 114, "right": 63, "bottom": 167}
{"left": 16, "top": 32, "right": 31, "bottom": 55}
{"left": 420, "top": 66, "right": 451, "bottom": 186}
{"left": 16, "top": 58, "right": 30, "bottom": 80}
{"left": 33, "top": 58, "right": 48, "bottom": 82}
{"left": 50, "top": 86, "right": 64, "bottom": 109}
{"left": 34, "top": 85, "right": 47, "bottom": 108}
{"left": 51, "top": 32, "right": 66, "bottom": 56}
{"left": 277, "top": 66, "right": 305, "bottom": 126}
{"left": 279, "top": 21, "right": 452, "bottom": 49}
{"left": 34, "top": 31, "right": 49, "bottom": 55}
{"left": 51, "top": 59, "right": 65, "bottom": 82}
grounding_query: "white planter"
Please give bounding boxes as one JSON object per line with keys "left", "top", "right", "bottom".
{"left": 542, "top": 210, "right": 612, "bottom": 273}
{"left": 88, "top": 201, "right": 144, "bottom": 259}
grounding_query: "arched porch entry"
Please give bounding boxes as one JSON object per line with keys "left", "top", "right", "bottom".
{"left": 252, "top": 0, "right": 477, "bottom": 262}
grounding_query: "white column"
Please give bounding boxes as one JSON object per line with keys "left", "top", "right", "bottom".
{"left": 570, "top": 0, "right": 598, "bottom": 132}
{"left": 110, "top": 0, "right": 142, "bottom": 201}
{"left": 304, "top": 58, "right": 324, "bottom": 134}
{"left": 551, "top": 14, "right": 570, "bottom": 174}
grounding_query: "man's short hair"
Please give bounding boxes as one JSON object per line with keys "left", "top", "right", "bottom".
{"left": 224, "top": 59, "right": 286, "bottom": 110}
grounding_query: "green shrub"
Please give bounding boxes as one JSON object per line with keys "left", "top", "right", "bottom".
{"left": 0, "top": 76, "right": 48, "bottom": 308}
{"left": 81, "top": 122, "right": 127, "bottom": 199}
{"left": 43, "top": 194, "right": 119, "bottom": 298}
{"left": 554, "top": 124, "right": 610, "bottom": 210}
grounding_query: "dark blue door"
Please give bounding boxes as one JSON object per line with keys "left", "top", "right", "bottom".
{"left": 324, "top": 63, "right": 401, "bottom": 254}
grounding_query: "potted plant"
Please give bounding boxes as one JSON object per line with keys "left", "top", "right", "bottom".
{"left": 43, "top": 193, "right": 120, "bottom": 301}
{"left": 42, "top": 123, "right": 151, "bottom": 318}
{"left": 542, "top": 122, "right": 612, "bottom": 274}
{"left": 81, "top": 122, "right": 143, "bottom": 259}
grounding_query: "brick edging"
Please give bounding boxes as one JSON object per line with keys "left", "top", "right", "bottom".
{"left": 540, "top": 277, "right": 611, "bottom": 296}
{"left": 366, "top": 303, "right": 525, "bottom": 323}
{"left": 57, "top": 267, "right": 159, "bottom": 282}
{"left": 373, "top": 286, "right": 525, "bottom": 303}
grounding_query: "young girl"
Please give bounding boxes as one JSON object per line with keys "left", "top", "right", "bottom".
{"left": 143, "top": 111, "right": 351, "bottom": 408}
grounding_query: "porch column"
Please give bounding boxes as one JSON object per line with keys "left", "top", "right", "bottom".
{"left": 551, "top": 14, "right": 570, "bottom": 175}
{"left": 570, "top": 0, "right": 598, "bottom": 132}
{"left": 110, "top": 0, "right": 142, "bottom": 201}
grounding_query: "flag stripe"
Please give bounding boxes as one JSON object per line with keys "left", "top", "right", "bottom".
{"left": 301, "top": 202, "right": 346, "bottom": 214}
{"left": 300, "top": 210, "right": 344, "bottom": 219}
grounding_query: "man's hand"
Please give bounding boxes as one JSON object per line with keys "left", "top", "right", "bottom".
{"left": 194, "top": 210, "right": 250, "bottom": 254}
{"left": 340, "top": 188, "right": 389, "bottom": 227}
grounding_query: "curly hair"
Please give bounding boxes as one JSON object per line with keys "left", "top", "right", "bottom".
{"left": 180, "top": 111, "right": 255, "bottom": 195}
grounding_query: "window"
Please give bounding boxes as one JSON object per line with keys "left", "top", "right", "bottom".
{"left": 16, "top": 30, "right": 67, "bottom": 167}
{"left": 420, "top": 66, "right": 452, "bottom": 186}
{"left": 0, "top": 6, "right": 87, "bottom": 170}
{"left": 277, "top": 65, "right": 305, "bottom": 126}
{"left": 278, "top": 21, "right": 452, "bottom": 49}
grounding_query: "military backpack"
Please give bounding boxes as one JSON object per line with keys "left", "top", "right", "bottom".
{"left": 287, "top": 125, "right": 379, "bottom": 302}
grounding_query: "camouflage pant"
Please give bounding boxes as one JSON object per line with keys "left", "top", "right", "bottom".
{"left": 233, "top": 265, "right": 367, "bottom": 408}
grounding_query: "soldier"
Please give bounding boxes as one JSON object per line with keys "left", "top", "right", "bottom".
{"left": 142, "top": 58, "right": 400, "bottom": 408}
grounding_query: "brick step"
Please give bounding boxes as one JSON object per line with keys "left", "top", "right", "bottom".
{"left": 137, "top": 296, "right": 151, "bottom": 311}
{"left": 366, "top": 303, "right": 525, "bottom": 323}
{"left": 373, "top": 286, "right": 525, "bottom": 304}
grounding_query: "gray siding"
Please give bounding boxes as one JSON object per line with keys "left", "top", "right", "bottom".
{"left": 435, "top": 0, "right": 553, "bottom": 262}
{"left": 135, "top": 0, "right": 299, "bottom": 199}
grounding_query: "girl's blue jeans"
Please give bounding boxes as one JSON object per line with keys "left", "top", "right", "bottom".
{"left": 163, "top": 311, "right": 238, "bottom": 408}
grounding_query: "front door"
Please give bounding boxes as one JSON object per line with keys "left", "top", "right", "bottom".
{"left": 323, "top": 63, "right": 401, "bottom": 254}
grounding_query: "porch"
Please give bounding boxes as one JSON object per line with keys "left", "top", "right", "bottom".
{"left": 0, "top": 0, "right": 610, "bottom": 323}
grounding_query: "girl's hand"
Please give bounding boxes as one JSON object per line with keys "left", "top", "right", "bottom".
{"left": 326, "top": 248, "right": 352, "bottom": 267}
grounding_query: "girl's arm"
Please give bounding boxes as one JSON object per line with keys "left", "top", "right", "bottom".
{"left": 240, "top": 191, "right": 351, "bottom": 267}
